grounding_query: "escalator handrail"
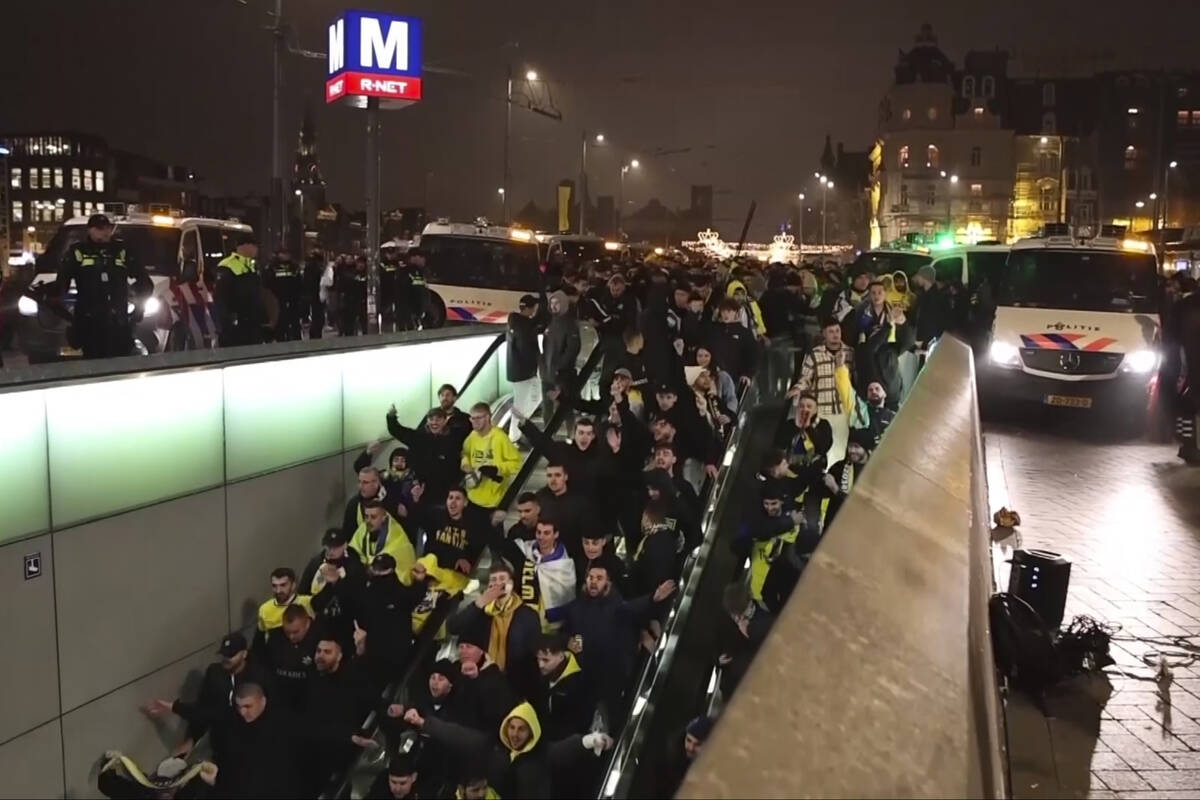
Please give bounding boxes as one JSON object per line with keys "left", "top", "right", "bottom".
{"left": 595, "top": 348, "right": 781, "bottom": 799}
{"left": 321, "top": 337, "right": 605, "bottom": 798}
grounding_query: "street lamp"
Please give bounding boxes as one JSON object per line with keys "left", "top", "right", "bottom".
{"left": 819, "top": 177, "right": 834, "bottom": 249}
{"left": 293, "top": 188, "right": 304, "bottom": 245}
{"left": 525, "top": 70, "right": 538, "bottom": 81}
{"left": 618, "top": 159, "right": 640, "bottom": 234}
{"left": 1163, "top": 160, "right": 1179, "bottom": 229}
{"left": 579, "top": 131, "right": 606, "bottom": 234}
{"left": 504, "top": 65, "right": 544, "bottom": 224}
{"left": 797, "top": 192, "right": 806, "bottom": 250}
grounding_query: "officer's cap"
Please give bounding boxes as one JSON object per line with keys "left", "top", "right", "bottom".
{"left": 236, "top": 232, "right": 259, "bottom": 247}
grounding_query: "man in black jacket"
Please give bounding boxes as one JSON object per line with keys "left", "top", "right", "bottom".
{"left": 384, "top": 660, "right": 475, "bottom": 796}
{"left": 421, "top": 384, "right": 472, "bottom": 447}
{"left": 412, "top": 485, "right": 489, "bottom": 578}
{"left": 142, "top": 633, "right": 269, "bottom": 764}
{"left": 516, "top": 414, "right": 614, "bottom": 500}
{"left": 534, "top": 633, "right": 594, "bottom": 742}
{"left": 534, "top": 462, "right": 595, "bottom": 558}
{"left": 707, "top": 298, "right": 758, "bottom": 387}
{"left": 848, "top": 281, "right": 916, "bottom": 408}
{"left": 507, "top": 492, "right": 541, "bottom": 542}
{"left": 387, "top": 405, "right": 461, "bottom": 505}
{"left": 219, "top": 682, "right": 306, "bottom": 799}
{"left": 355, "top": 553, "right": 427, "bottom": 690}
{"left": 301, "top": 528, "right": 367, "bottom": 653}
{"left": 565, "top": 562, "right": 675, "bottom": 719}
{"left": 301, "top": 637, "right": 375, "bottom": 792}
{"left": 507, "top": 294, "right": 543, "bottom": 442}
{"left": 261, "top": 605, "right": 320, "bottom": 713}
{"left": 365, "top": 753, "right": 421, "bottom": 800}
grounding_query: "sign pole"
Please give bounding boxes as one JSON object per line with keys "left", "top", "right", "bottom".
{"left": 365, "top": 97, "right": 380, "bottom": 334}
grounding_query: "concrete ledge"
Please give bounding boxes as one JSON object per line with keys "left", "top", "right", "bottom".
{"left": 679, "top": 337, "right": 1007, "bottom": 799}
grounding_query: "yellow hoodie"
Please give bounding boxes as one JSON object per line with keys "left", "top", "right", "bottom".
{"left": 886, "top": 270, "right": 914, "bottom": 310}
{"left": 499, "top": 701, "right": 543, "bottom": 761}
{"left": 725, "top": 279, "right": 766, "bottom": 336}
{"left": 461, "top": 425, "right": 522, "bottom": 508}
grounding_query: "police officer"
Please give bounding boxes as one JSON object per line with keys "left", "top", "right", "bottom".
{"left": 264, "top": 245, "right": 303, "bottom": 341}
{"left": 339, "top": 254, "right": 369, "bottom": 336}
{"left": 213, "top": 233, "right": 266, "bottom": 348}
{"left": 56, "top": 213, "right": 153, "bottom": 359}
{"left": 400, "top": 246, "right": 428, "bottom": 330}
{"left": 378, "top": 241, "right": 402, "bottom": 333}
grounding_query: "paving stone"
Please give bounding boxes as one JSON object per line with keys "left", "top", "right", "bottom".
{"left": 1092, "top": 770, "right": 1151, "bottom": 791}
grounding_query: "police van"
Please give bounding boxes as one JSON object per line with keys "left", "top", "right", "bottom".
{"left": 542, "top": 234, "right": 611, "bottom": 271}
{"left": 980, "top": 224, "right": 1161, "bottom": 426}
{"left": 16, "top": 206, "right": 252, "bottom": 361}
{"left": 417, "top": 218, "right": 544, "bottom": 325}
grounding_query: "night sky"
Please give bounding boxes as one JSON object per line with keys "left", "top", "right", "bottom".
{"left": 6, "top": 0, "right": 1200, "bottom": 238}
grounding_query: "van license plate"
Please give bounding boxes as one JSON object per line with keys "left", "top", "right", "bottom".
{"left": 1044, "top": 394, "right": 1092, "bottom": 409}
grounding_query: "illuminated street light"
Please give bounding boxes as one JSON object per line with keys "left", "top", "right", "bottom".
{"left": 950, "top": 174, "right": 959, "bottom": 184}
{"left": 940, "top": 170, "right": 947, "bottom": 178}
{"left": 1040, "top": 136, "right": 1049, "bottom": 144}
{"left": 1135, "top": 200, "right": 1145, "bottom": 209}
{"left": 26, "top": 226, "right": 35, "bottom": 233}
{"left": 1170, "top": 160, "right": 1179, "bottom": 168}
{"left": 798, "top": 192, "right": 805, "bottom": 200}
{"left": 497, "top": 187, "right": 506, "bottom": 195}
{"left": 630, "top": 158, "right": 639, "bottom": 169}
{"left": 813, "top": 171, "right": 820, "bottom": 178}
{"left": 525, "top": 70, "right": 538, "bottom": 81}
{"left": 1149, "top": 192, "right": 1158, "bottom": 200}
{"left": 595, "top": 133, "right": 605, "bottom": 144}
{"left": 294, "top": 189, "right": 302, "bottom": 196}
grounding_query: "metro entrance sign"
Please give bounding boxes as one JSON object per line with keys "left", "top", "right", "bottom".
{"left": 325, "top": 10, "right": 423, "bottom": 108}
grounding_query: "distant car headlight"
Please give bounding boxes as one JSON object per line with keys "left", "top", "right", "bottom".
{"left": 989, "top": 340, "right": 1021, "bottom": 367}
{"left": 1121, "top": 349, "right": 1158, "bottom": 374}
{"left": 17, "top": 294, "right": 38, "bottom": 317}
{"left": 143, "top": 296, "right": 162, "bottom": 316}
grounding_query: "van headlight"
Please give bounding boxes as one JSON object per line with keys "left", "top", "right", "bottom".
{"left": 989, "top": 340, "right": 1021, "bottom": 367}
{"left": 17, "top": 295, "right": 38, "bottom": 317}
{"left": 143, "top": 296, "right": 162, "bottom": 316}
{"left": 1121, "top": 349, "right": 1158, "bottom": 374}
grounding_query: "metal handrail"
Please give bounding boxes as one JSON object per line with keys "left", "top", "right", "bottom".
{"left": 321, "top": 338, "right": 605, "bottom": 799}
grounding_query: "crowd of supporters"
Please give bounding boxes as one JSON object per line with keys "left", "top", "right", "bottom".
{"left": 101, "top": 251, "right": 977, "bottom": 799}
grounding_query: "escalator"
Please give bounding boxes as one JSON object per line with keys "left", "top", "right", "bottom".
{"left": 598, "top": 344, "right": 796, "bottom": 799}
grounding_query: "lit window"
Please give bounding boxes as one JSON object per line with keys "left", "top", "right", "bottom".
{"left": 973, "top": 106, "right": 984, "bottom": 118}
{"left": 970, "top": 183, "right": 983, "bottom": 196}
{"left": 40, "top": 167, "right": 50, "bottom": 188}
{"left": 11, "top": 200, "right": 22, "bottom": 223}
{"left": 927, "top": 106, "right": 938, "bottom": 120}
{"left": 1042, "top": 82, "right": 1056, "bottom": 106}
{"left": 53, "top": 167, "right": 63, "bottom": 189}
{"left": 898, "top": 145, "right": 910, "bottom": 169}
{"left": 926, "top": 184, "right": 936, "bottom": 206}
{"left": 84, "top": 201, "right": 93, "bottom": 215}
{"left": 902, "top": 108, "right": 912, "bottom": 121}
{"left": 95, "top": 170, "right": 105, "bottom": 193}
{"left": 72, "top": 201, "right": 82, "bottom": 218}
{"left": 982, "top": 75, "right": 995, "bottom": 98}
{"left": 970, "top": 146, "right": 982, "bottom": 167}
{"left": 71, "top": 168, "right": 81, "bottom": 189}
{"left": 1192, "top": 110, "right": 1200, "bottom": 127}
{"left": 1181, "top": 110, "right": 1192, "bottom": 128}
{"left": 962, "top": 76, "right": 975, "bottom": 98}
{"left": 900, "top": 184, "right": 909, "bottom": 206}
{"left": 1040, "top": 185, "right": 1056, "bottom": 212}
{"left": 29, "top": 168, "right": 39, "bottom": 189}
{"left": 53, "top": 204, "right": 64, "bottom": 222}
{"left": 927, "top": 145, "right": 939, "bottom": 168}
{"left": 83, "top": 169, "right": 93, "bottom": 192}
{"left": 9, "top": 168, "right": 19, "bottom": 189}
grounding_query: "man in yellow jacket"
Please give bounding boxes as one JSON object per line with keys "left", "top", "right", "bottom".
{"left": 461, "top": 402, "right": 522, "bottom": 510}
{"left": 350, "top": 501, "right": 416, "bottom": 577}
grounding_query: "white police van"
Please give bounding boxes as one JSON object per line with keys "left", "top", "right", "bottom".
{"left": 417, "top": 218, "right": 544, "bottom": 326}
{"left": 980, "top": 224, "right": 1161, "bottom": 426}
{"left": 16, "top": 206, "right": 252, "bottom": 361}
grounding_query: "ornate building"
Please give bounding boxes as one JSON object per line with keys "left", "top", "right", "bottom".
{"left": 290, "top": 107, "right": 327, "bottom": 252}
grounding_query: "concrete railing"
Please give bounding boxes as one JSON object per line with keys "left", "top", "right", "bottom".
{"left": 679, "top": 336, "right": 1007, "bottom": 799}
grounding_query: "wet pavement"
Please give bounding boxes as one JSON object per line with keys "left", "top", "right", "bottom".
{"left": 986, "top": 420, "right": 1200, "bottom": 799}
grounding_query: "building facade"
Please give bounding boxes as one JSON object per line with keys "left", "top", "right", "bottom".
{"left": 3, "top": 132, "right": 202, "bottom": 254}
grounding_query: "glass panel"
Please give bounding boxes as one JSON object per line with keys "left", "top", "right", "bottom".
{"left": 223, "top": 354, "right": 344, "bottom": 480}
{"left": 45, "top": 371, "right": 225, "bottom": 527}
{"left": 0, "top": 390, "right": 50, "bottom": 543}
{"left": 95, "top": 170, "right": 105, "bottom": 193}
{"left": 341, "top": 344, "right": 434, "bottom": 448}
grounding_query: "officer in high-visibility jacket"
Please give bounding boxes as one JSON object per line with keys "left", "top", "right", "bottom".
{"left": 213, "top": 233, "right": 266, "bottom": 347}
{"left": 55, "top": 213, "right": 153, "bottom": 359}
